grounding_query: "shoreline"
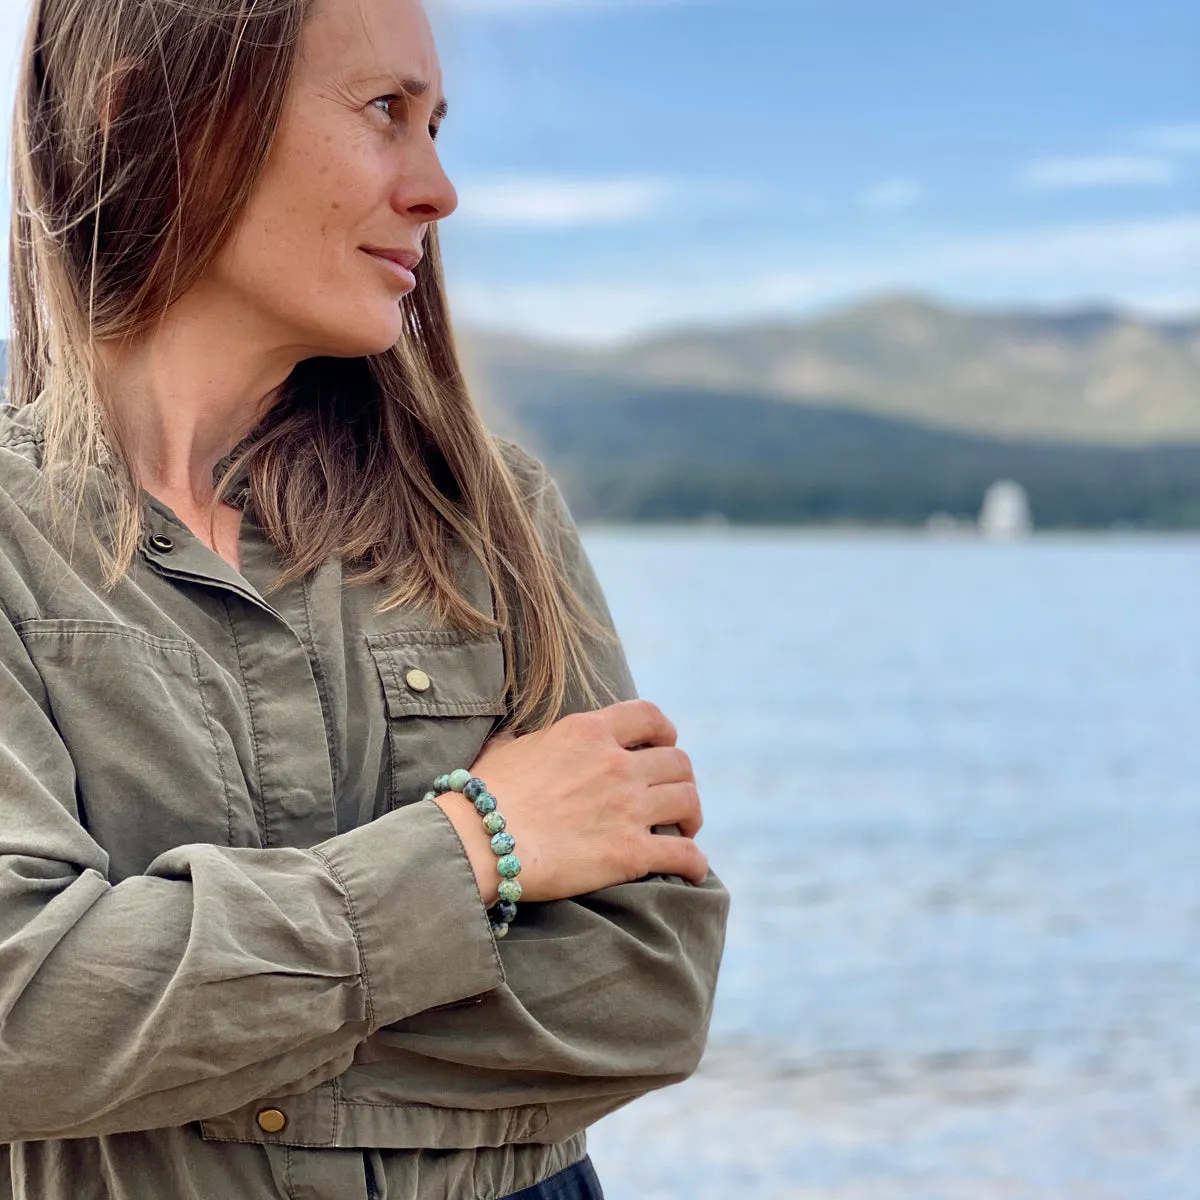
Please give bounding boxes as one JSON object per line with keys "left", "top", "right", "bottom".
{"left": 577, "top": 521, "right": 1200, "bottom": 540}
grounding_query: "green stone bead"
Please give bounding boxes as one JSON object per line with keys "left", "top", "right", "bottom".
{"left": 463, "top": 778, "right": 488, "bottom": 802}
{"left": 474, "top": 792, "right": 497, "bottom": 815}
{"left": 433, "top": 774, "right": 452, "bottom": 794}
{"left": 496, "top": 854, "right": 521, "bottom": 879}
{"left": 490, "top": 832, "right": 516, "bottom": 856}
{"left": 497, "top": 879, "right": 522, "bottom": 904}
{"left": 448, "top": 768, "right": 473, "bottom": 793}
{"left": 482, "top": 811, "right": 507, "bottom": 835}
{"left": 491, "top": 922, "right": 510, "bottom": 939}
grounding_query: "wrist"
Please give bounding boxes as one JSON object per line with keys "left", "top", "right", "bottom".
{"left": 433, "top": 793, "right": 501, "bottom": 907}
{"left": 429, "top": 770, "right": 523, "bottom": 938}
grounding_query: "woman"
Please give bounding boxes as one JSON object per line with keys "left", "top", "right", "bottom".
{"left": 0, "top": 0, "right": 729, "bottom": 1196}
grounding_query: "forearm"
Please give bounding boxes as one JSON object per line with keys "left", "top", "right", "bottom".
{"left": 0, "top": 802, "right": 503, "bottom": 1142}
{"left": 352, "top": 869, "right": 729, "bottom": 1142}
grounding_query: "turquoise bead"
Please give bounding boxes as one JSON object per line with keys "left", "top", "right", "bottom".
{"left": 433, "top": 774, "right": 452, "bottom": 794}
{"left": 496, "top": 854, "right": 521, "bottom": 879}
{"left": 448, "top": 769, "right": 473, "bottom": 793}
{"left": 463, "top": 778, "right": 488, "bottom": 802}
{"left": 491, "top": 921, "right": 510, "bottom": 939}
{"left": 490, "top": 832, "right": 516, "bottom": 856}
{"left": 495, "top": 899, "right": 518, "bottom": 923}
{"left": 422, "top": 791, "right": 437, "bottom": 803}
{"left": 474, "top": 792, "right": 497, "bottom": 815}
{"left": 498, "top": 879, "right": 522, "bottom": 903}
{"left": 482, "top": 811, "right": 507, "bottom": 835}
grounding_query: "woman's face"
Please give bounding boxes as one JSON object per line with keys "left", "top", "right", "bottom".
{"left": 206, "top": 0, "right": 456, "bottom": 359}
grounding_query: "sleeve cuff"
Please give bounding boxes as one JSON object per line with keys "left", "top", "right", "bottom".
{"left": 312, "top": 800, "right": 506, "bottom": 1032}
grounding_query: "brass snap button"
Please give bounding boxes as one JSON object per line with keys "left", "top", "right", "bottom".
{"left": 405, "top": 668, "right": 431, "bottom": 693}
{"left": 255, "top": 1108, "right": 287, "bottom": 1134}
{"left": 148, "top": 534, "right": 175, "bottom": 553}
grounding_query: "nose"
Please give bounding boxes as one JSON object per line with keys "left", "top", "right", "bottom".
{"left": 394, "top": 137, "right": 458, "bottom": 225}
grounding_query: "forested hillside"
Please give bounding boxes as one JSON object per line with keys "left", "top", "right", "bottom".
{"left": 460, "top": 295, "right": 1200, "bottom": 527}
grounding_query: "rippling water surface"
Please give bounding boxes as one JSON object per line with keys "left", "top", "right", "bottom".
{"left": 581, "top": 529, "right": 1200, "bottom": 1200}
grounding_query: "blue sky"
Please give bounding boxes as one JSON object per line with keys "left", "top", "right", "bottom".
{"left": 428, "top": 0, "right": 1200, "bottom": 339}
{"left": 0, "top": 0, "right": 1195, "bottom": 341}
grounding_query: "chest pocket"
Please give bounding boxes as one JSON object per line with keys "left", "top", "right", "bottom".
{"left": 366, "top": 629, "right": 508, "bottom": 811}
{"left": 15, "top": 619, "right": 251, "bottom": 881}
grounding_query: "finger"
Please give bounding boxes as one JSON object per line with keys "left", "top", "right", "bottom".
{"left": 644, "top": 831, "right": 709, "bottom": 887}
{"left": 631, "top": 745, "right": 694, "bottom": 787}
{"left": 645, "top": 781, "right": 703, "bottom": 839}
{"left": 603, "top": 699, "right": 677, "bottom": 750}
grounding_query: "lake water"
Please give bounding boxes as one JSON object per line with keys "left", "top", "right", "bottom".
{"left": 580, "top": 529, "right": 1200, "bottom": 1200}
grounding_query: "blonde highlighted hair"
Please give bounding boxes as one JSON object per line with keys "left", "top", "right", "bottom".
{"left": 8, "top": 0, "right": 606, "bottom": 730}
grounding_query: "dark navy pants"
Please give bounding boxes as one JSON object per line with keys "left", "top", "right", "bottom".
{"left": 500, "top": 1155, "right": 605, "bottom": 1199}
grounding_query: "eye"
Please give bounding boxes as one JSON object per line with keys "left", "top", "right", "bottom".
{"left": 370, "top": 94, "right": 401, "bottom": 120}
{"left": 369, "top": 95, "right": 441, "bottom": 141}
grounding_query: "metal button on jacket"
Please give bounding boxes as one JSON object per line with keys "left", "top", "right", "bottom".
{"left": 255, "top": 1108, "right": 287, "bottom": 1134}
{"left": 405, "top": 668, "right": 432, "bottom": 693}
{"left": 148, "top": 534, "right": 175, "bottom": 553}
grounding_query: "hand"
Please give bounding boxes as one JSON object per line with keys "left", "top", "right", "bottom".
{"left": 434, "top": 700, "right": 708, "bottom": 905}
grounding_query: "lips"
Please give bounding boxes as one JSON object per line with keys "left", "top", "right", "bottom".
{"left": 362, "top": 247, "right": 422, "bottom": 272}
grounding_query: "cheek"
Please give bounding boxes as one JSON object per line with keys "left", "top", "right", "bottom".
{"left": 211, "top": 134, "right": 407, "bottom": 351}
{"left": 305, "top": 155, "right": 406, "bottom": 307}
{"left": 250, "top": 138, "right": 380, "bottom": 278}
{"left": 284, "top": 162, "right": 355, "bottom": 263}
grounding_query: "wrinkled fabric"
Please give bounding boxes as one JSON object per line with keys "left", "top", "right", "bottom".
{"left": 499, "top": 1155, "right": 603, "bottom": 1200}
{"left": 0, "top": 396, "right": 729, "bottom": 1199}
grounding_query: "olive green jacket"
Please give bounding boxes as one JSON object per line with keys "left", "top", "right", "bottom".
{"left": 0, "top": 398, "right": 729, "bottom": 1199}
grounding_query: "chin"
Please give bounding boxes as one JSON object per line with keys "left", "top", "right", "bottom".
{"left": 307, "top": 307, "right": 410, "bottom": 360}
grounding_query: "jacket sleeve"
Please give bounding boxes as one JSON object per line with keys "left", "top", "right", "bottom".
{"left": 0, "top": 599, "right": 505, "bottom": 1142}
{"left": 355, "top": 442, "right": 730, "bottom": 1144}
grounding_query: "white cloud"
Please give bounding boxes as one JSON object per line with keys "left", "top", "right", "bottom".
{"left": 859, "top": 177, "right": 924, "bottom": 212}
{"left": 454, "top": 174, "right": 757, "bottom": 227}
{"left": 1017, "top": 155, "right": 1176, "bottom": 190}
{"left": 942, "top": 213, "right": 1200, "bottom": 276}
{"left": 455, "top": 176, "right": 671, "bottom": 226}
{"left": 449, "top": 212, "right": 1200, "bottom": 341}
{"left": 1141, "top": 123, "right": 1200, "bottom": 155}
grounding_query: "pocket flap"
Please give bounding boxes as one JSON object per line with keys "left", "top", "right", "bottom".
{"left": 366, "top": 630, "right": 507, "bottom": 719}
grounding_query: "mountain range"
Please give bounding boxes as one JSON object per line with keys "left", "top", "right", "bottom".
{"left": 459, "top": 294, "right": 1200, "bottom": 527}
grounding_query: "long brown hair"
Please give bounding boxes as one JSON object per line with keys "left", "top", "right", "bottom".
{"left": 8, "top": 0, "right": 606, "bottom": 730}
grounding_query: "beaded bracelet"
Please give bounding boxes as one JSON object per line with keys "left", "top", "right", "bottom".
{"left": 425, "top": 769, "right": 522, "bottom": 939}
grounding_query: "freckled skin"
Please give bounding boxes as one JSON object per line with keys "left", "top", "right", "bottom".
{"left": 204, "top": 0, "right": 456, "bottom": 359}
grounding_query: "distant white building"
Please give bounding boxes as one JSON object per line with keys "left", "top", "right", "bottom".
{"left": 979, "top": 480, "right": 1033, "bottom": 540}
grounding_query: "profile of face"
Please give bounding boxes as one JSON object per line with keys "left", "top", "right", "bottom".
{"left": 205, "top": 0, "right": 457, "bottom": 360}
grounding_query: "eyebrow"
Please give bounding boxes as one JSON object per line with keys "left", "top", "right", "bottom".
{"left": 355, "top": 73, "right": 448, "bottom": 120}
